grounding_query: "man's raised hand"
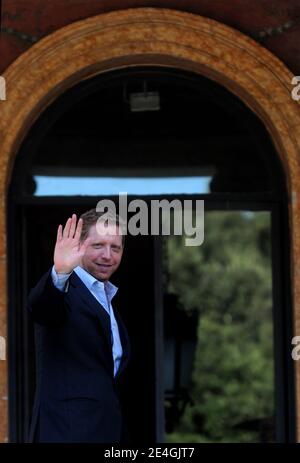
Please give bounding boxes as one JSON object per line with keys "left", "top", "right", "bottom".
{"left": 54, "top": 214, "right": 91, "bottom": 274}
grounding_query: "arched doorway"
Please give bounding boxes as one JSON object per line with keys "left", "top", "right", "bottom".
{"left": 1, "top": 8, "right": 300, "bottom": 442}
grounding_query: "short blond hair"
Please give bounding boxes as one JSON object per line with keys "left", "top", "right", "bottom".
{"left": 79, "top": 208, "right": 126, "bottom": 245}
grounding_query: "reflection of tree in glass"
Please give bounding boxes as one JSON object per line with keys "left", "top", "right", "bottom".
{"left": 164, "top": 211, "right": 274, "bottom": 443}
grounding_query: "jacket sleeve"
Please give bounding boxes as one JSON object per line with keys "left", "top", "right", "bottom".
{"left": 27, "top": 268, "right": 68, "bottom": 326}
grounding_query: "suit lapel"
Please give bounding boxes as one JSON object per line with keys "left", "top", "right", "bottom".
{"left": 112, "top": 291, "right": 131, "bottom": 378}
{"left": 69, "top": 271, "right": 113, "bottom": 359}
{"left": 113, "top": 307, "right": 131, "bottom": 378}
{"left": 68, "top": 272, "right": 131, "bottom": 378}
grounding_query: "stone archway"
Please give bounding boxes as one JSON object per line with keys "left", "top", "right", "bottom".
{"left": 1, "top": 7, "right": 300, "bottom": 442}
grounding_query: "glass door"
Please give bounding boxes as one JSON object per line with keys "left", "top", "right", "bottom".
{"left": 160, "top": 205, "right": 294, "bottom": 443}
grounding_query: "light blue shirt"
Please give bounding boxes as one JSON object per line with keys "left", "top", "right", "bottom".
{"left": 51, "top": 265, "right": 123, "bottom": 377}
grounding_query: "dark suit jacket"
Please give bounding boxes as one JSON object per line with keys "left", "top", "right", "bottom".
{"left": 27, "top": 268, "right": 131, "bottom": 443}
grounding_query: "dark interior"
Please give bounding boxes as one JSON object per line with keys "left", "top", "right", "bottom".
{"left": 7, "top": 66, "right": 291, "bottom": 443}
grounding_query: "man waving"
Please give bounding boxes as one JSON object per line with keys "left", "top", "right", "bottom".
{"left": 27, "top": 209, "right": 131, "bottom": 443}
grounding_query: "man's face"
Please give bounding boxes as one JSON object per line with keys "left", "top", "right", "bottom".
{"left": 81, "top": 222, "right": 123, "bottom": 281}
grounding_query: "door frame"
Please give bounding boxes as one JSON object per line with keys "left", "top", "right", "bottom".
{"left": 1, "top": 7, "right": 300, "bottom": 442}
{"left": 7, "top": 195, "right": 294, "bottom": 442}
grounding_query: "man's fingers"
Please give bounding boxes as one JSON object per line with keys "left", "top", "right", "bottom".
{"left": 62, "top": 217, "right": 72, "bottom": 238}
{"left": 56, "top": 224, "right": 63, "bottom": 242}
{"left": 63, "top": 217, "right": 72, "bottom": 238}
{"left": 69, "top": 214, "right": 77, "bottom": 239}
{"left": 74, "top": 217, "right": 83, "bottom": 242}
